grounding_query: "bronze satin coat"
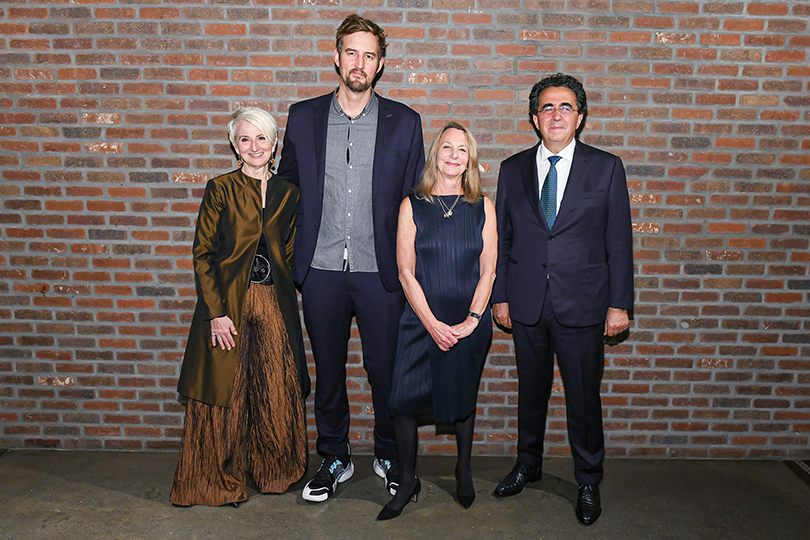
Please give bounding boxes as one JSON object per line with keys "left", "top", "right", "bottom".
{"left": 177, "top": 170, "right": 310, "bottom": 407}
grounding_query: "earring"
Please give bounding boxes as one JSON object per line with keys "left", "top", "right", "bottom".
{"left": 237, "top": 156, "right": 243, "bottom": 167}
{"left": 270, "top": 158, "right": 275, "bottom": 168}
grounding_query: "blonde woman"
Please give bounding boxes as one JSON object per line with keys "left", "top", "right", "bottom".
{"left": 379, "top": 122, "right": 497, "bottom": 520}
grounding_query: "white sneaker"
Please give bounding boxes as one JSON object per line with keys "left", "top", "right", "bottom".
{"left": 302, "top": 456, "right": 354, "bottom": 503}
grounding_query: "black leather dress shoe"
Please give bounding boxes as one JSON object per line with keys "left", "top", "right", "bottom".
{"left": 492, "top": 462, "right": 542, "bottom": 497}
{"left": 575, "top": 484, "right": 601, "bottom": 525}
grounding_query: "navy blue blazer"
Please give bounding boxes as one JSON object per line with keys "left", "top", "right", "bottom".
{"left": 492, "top": 141, "right": 634, "bottom": 328}
{"left": 277, "top": 92, "right": 425, "bottom": 292}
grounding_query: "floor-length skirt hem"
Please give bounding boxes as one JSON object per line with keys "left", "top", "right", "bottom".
{"left": 170, "top": 284, "right": 307, "bottom": 507}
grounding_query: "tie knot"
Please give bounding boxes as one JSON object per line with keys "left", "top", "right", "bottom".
{"left": 548, "top": 155, "right": 561, "bottom": 167}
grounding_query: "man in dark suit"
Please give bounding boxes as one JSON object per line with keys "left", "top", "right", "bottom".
{"left": 491, "top": 73, "right": 634, "bottom": 525}
{"left": 277, "top": 14, "right": 425, "bottom": 503}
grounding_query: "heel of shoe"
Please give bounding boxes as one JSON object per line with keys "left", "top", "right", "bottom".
{"left": 411, "top": 477, "right": 421, "bottom": 503}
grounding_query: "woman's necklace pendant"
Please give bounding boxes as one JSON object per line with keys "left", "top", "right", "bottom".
{"left": 438, "top": 193, "right": 461, "bottom": 219}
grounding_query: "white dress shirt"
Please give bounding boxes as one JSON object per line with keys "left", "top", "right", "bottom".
{"left": 536, "top": 138, "right": 577, "bottom": 213}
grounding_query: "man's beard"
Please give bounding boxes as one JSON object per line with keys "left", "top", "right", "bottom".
{"left": 343, "top": 70, "right": 372, "bottom": 93}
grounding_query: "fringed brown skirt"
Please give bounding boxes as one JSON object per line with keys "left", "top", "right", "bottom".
{"left": 170, "top": 284, "right": 307, "bottom": 507}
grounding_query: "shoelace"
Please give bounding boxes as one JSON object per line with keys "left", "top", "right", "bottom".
{"left": 312, "top": 458, "right": 340, "bottom": 482}
{"left": 579, "top": 487, "right": 597, "bottom": 506}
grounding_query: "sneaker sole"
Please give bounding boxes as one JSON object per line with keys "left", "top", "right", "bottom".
{"left": 373, "top": 459, "right": 386, "bottom": 479}
{"left": 302, "top": 461, "right": 355, "bottom": 503}
{"left": 373, "top": 460, "right": 398, "bottom": 496}
{"left": 339, "top": 461, "right": 355, "bottom": 484}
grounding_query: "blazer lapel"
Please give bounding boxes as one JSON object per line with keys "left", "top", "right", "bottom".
{"left": 313, "top": 94, "right": 331, "bottom": 208}
{"left": 372, "top": 93, "right": 391, "bottom": 207}
{"left": 520, "top": 143, "right": 544, "bottom": 226}
{"left": 554, "top": 142, "right": 591, "bottom": 230}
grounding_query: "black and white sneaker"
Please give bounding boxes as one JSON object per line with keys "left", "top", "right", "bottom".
{"left": 302, "top": 456, "right": 354, "bottom": 503}
{"left": 373, "top": 457, "right": 400, "bottom": 496}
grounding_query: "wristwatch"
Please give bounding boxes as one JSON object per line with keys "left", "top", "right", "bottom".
{"left": 467, "top": 311, "right": 482, "bottom": 320}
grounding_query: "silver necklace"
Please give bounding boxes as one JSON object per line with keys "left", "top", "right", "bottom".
{"left": 437, "top": 194, "right": 462, "bottom": 218}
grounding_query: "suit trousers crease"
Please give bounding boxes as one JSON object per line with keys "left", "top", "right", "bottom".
{"left": 170, "top": 284, "right": 307, "bottom": 507}
{"left": 512, "top": 286, "right": 606, "bottom": 486}
{"left": 301, "top": 268, "right": 402, "bottom": 460}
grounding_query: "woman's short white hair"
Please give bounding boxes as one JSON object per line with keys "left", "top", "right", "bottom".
{"left": 227, "top": 107, "right": 278, "bottom": 147}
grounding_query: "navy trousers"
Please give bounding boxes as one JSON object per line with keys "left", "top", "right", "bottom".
{"left": 301, "top": 268, "right": 403, "bottom": 461}
{"left": 512, "top": 286, "right": 606, "bottom": 485}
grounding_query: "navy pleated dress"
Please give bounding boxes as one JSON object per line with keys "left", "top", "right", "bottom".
{"left": 389, "top": 194, "right": 492, "bottom": 424}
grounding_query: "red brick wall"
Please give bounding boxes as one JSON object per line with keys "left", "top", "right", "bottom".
{"left": 1, "top": 1, "right": 808, "bottom": 459}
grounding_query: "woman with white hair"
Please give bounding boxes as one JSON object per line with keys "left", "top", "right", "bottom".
{"left": 171, "top": 107, "right": 309, "bottom": 507}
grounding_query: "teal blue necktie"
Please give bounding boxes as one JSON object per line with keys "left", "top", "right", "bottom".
{"left": 541, "top": 155, "right": 561, "bottom": 229}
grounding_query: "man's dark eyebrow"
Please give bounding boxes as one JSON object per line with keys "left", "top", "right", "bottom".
{"left": 541, "top": 101, "right": 575, "bottom": 108}
{"left": 343, "top": 46, "right": 377, "bottom": 56}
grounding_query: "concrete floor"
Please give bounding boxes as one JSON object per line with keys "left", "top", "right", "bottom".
{"left": 0, "top": 450, "right": 809, "bottom": 540}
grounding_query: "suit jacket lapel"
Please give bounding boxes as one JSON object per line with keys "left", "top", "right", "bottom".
{"left": 313, "top": 94, "right": 331, "bottom": 209}
{"left": 555, "top": 141, "right": 591, "bottom": 229}
{"left": 372, "top": 94, "right": 391, "bottom": 207}
{"left": 520, "top": 143, "right": 544, "bottom": 226}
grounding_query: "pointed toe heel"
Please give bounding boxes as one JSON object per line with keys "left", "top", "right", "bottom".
{"left": 457, "top": 490, "right": 475, "bottom": 509}
{"left": 455, "top": 469, "right": 475, "bottom": 509}
{"left": 376, "top": 477, "right": 421, "bottom": 521}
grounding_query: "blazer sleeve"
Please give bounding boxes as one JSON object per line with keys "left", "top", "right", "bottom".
{"left": 403, "top": 113, "right": 425, "bottom": 196}
{"left": 277, "top": 107, "right": 299, "bottom": 186}
{"left": 491, "top": 162, "right": 513, "bottom": 305}
{"left": 191, "top": 179, "right": 227, "bottom": 320}
{"left": 285, "top": 187, "right": 300, "bottom": 268}
{"left": 606, "top": 156, "right": 634, "bottom": 310}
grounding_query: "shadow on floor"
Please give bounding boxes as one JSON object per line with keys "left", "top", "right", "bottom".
{"left": 0, "top": 450, "right": 808, "bottom": 540}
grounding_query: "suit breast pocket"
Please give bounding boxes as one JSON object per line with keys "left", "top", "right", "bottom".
{"left": 579, "top": 189, "right": 607, "bottom": 200}
{"left": 578, "top": 189, "right": 608, "bottom": 207}
{"left": 386, "top": 150, "right": 409, "bottom": 167}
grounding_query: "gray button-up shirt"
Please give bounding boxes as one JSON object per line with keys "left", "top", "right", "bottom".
{"left": 311, "top": 91, "right": 379, "bottom": 273}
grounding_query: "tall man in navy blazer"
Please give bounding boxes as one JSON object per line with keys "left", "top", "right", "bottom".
{"left": 491, "top": 73, "right": 633, "bottom": 525}
{"left": 277, "top": 14, "right": 425, "bottom": 503}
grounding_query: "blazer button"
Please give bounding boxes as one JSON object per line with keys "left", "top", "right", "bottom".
{"left": 541, "top": 263, "right": 548, "bottom": 269}
{"left": 548, "top": 235, "right": 554, "bottom": 241}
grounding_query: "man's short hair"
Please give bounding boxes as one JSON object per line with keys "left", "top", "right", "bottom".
{"left": 529, "top": 73, "right": 588, "bottom": 116}
{"left": 336, "top": 13, "right": 387, "bottom": 58}
{"left": 529, "top": 73, "right": 588, "bottom": 137}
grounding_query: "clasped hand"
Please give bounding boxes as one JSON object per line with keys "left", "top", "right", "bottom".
{"left": 427, "top": 317, "right": 478, "bottom": 352}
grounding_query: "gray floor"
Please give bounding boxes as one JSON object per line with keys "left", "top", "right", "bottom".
{"left": 0, "top": 450, "right": 808, "bottom": 540}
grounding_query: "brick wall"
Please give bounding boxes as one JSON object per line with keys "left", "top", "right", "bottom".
{"left": 1, "top": 1, "right": 808, "bottom": 459}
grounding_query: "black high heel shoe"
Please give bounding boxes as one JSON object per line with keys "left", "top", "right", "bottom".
{"left": 455, "top": 465, "right": 475, "bottom": 510}
{"left": 455, "top": 468, "right": 475, "bottom": 509}
{"left": 376, "top": 477, "right": 421, "bottom": 521}
{"left": 456, "top": 482, "right": 475, "bottom": 509}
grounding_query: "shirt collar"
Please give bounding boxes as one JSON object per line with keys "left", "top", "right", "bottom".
{"left": 330, "top": 89, "right": 378, "bottom": 119}
{"left": 539, "top": 138, "right": 577, "bottom": 163}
